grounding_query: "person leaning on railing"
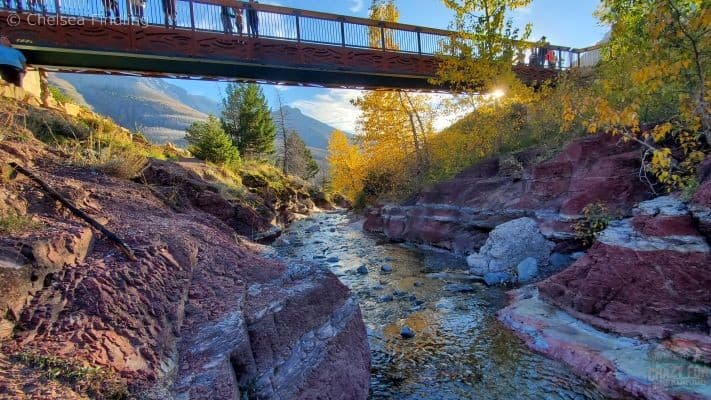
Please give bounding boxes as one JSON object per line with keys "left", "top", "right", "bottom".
{"left": 0, "top": 36, "right": 26, "bottom": 87}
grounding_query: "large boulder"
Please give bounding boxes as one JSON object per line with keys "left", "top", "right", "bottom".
{"left": 467, "top": 217, "right": 553, "bottom": 276}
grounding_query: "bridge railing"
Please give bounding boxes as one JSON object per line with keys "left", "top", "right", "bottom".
{"left": 1, "top": 0, "right": 601, "bottom": 70}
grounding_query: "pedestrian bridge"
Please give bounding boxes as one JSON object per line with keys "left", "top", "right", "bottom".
{"left": 0, "top": 0, "right": 601, "bottom": 90}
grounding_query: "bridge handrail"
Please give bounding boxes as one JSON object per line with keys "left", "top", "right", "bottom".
{"left": 2, "top": 0, "right": 602, "bottom": 68}
{"left": 193, "top": 1, "right": 593, "bottom": 53}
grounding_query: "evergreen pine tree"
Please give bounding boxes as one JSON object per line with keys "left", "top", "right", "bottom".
{"left": 185, "top": 115, "right": 241, "bottom": 165}
{"left": 221, "top": 83, "right": 277, "bottom": 159}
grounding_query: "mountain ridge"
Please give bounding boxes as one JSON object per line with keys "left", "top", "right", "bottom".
{"left": 48, "top": 74, "right": 348, "bottom": 159}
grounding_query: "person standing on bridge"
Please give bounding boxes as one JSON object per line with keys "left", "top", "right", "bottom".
{"left": 246, "top": 0, "right": 259, "bottom": 38}
{"left": 129, "top": 0, "right": 147, "bottom": 25}
{"left": 0, "top": 36, "right": 26, "bottom": 87}
{"left": 3, "top": 0, "right": 23, "bottom": 12}
{"left": 103, "top": 0, "right": 121, "bottom": 24}
{"left": 221, "top": 5, "right": 235, "bottom": 34}
{"left": 234, "top": 3, "right": 244, "bottom": 36}
{"left": 536, "top": 36, "right": 549, "bottom": 68}
{"left": 28, "top": 0, "right": 47, "bottom": 14}
{"left": 162, "top": 0, "right": 177, "bottom": 28}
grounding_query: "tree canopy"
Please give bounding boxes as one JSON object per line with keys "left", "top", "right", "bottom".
{"left": 185, "top": 115, "right": 241, "bottom": 165}
{"left": 565, "top": 0, "right": 709, "bottom": 192}
{"left": 327, "top": 130, "right": 365, "bottom": 200}
{"left": 221, "top": 83, "right": 277, "bottom": 159}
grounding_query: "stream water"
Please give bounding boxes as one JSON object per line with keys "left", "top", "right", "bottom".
{"left": 274, "top": 211, "right": 609, "bottom": 400}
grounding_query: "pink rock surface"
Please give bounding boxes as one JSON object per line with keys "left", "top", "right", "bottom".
{"left": 631, "top": 215, "right": 700, "bottom": 237}
{"left": 499, "top": 288, "right": 711, "bottom": 400}
{"left": 0, "top": 143, "right": 370, "bottom": 399}
{"left": 538, "top": 242, "right": 711, "bottom": 332}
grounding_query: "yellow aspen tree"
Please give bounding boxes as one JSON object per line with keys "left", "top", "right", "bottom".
{"left": 326, "top": 130, "right": 366, "bottom": 200}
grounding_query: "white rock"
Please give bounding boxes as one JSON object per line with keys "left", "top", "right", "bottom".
{"left": 634, "top": 196, "right": 688, "bottom": 217}
{"left": 516, "top": 257, "right": 538, "bottom": 283}
{"left": 468, "top": 217, "right": 553, "bottom": 275}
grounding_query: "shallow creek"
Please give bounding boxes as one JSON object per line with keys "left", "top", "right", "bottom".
{"left": 273, "top": 212, "right": 610, "bottom": 400}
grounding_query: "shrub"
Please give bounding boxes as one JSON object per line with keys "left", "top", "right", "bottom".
{"left": 573, "top": 202, "right": 612, "bottom": 246}
{"left": 48, "top": 86, "right": 73, "bottom": 104}
{"left": 26, "top": 107, "right": 90, "bottom": 141}
{"left": 0, "top": 210, "right": 41, "bottom": 234}
{"left": 185, "top": 115, "right": 240, "bottom": 165}
{"left": 95, "top": 148, "right": 147, "bottom": 180}
{"left": 12, "top": 352, "right": 129, "bottom": 400}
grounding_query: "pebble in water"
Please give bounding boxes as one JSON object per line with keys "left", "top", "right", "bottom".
{"left": 378, "top": 294, "right": 394, "bottom": 303}
{"left": 381, "top": 264, "right": 393, "bottom": 274}
{"left": 400, "top": 325, "right": 416, "bottom": 339}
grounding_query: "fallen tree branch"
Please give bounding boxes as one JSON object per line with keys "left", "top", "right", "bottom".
{"left": 9, "top": 162, "right": 138, "bottom": 262}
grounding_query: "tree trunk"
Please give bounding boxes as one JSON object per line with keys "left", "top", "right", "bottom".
{"left": 398, "top": 91, "right": 424, "bottom": 175}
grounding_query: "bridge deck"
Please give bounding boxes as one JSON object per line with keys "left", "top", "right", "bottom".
{"left": 0, "top": 1, "right": 598, "bottom": 89}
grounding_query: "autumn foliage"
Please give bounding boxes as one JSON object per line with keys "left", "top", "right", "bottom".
{"left": 566, "top": 0, "right": 709, "bottom": 192}
{"left": 328, "top": 0, "right": 709, "bottom": 204}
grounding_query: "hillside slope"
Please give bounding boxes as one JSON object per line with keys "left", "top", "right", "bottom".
{"left": 49, "top": 74, "right": 214, "bottom": 146}
{"left": 49, "top": 75, "right": 347, "bottom": 160}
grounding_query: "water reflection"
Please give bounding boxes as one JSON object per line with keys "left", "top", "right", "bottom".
{"left": 274, "top": 212, "right": 609, "bottom": 400}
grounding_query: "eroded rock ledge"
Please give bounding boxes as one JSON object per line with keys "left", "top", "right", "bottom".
{"left": 365, "top": 134, "right": 651, "bottom": 255}
{"left": 502, "top": 193, "right": 711, "bottom": 399}
{"left": 499, "top": 287, "right": 711, "bottom": 400}
{"left": 0, "top": 136, "right": 370, "bottom": 399}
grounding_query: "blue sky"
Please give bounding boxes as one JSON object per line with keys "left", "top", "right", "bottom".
{"left": 167, "top": 0, "right": 608, "bottom": 133}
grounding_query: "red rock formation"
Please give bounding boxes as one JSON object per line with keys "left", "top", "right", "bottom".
{"left": 366, "top": 134, "right": 651, "bottom": 253}
{"left": 690, "top": 157, "right": 711, "bottom": 240}
{"left": 141, "top": 159, "right": 315, "bottom": 242}
{"left": 538, "top": 196, "right": 710, "bottom": 337}
{"left": 0, "top": 137, "right": 370, "bottom": 399}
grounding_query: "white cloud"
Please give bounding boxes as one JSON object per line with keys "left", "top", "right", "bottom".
{"left": 290, "top": 90, "right": 466, "bottom": 134}
{"left": 291, "top": 89, "right": 363, "bottom": 134}
{"left": 349, "top": 0, "right": 364, "bottom": 13}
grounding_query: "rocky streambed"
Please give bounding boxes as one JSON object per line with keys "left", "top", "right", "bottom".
{"left": 273, "top": 212, "right": 609, "bottom": 399}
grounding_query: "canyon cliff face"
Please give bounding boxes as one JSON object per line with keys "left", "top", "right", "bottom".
{"left": 0, "top": 135, "right": 370, "bottom": 399}
{"left": 364, "top": 134, "right": 651, "bottom": 255}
